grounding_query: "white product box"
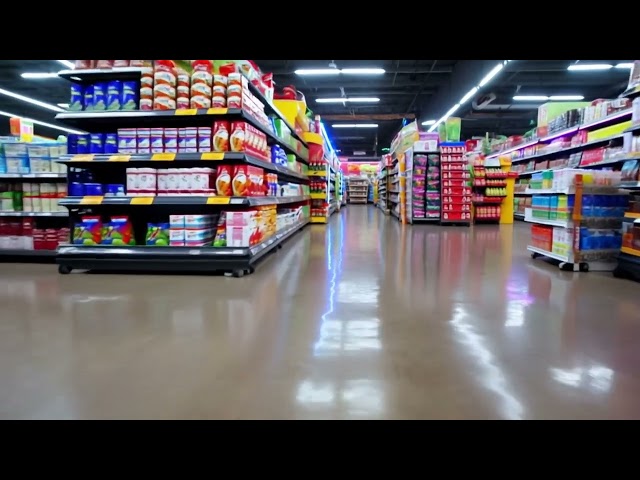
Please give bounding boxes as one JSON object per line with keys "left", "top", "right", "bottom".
{"left": 184, "top": 228, "right": 213, "bottom": 242}
{"left": 169, "top": 215, "right": 185, "bottom": 228}
{"left": 226, "top": 226, "right": 255, "bottom": 247}
{"left": 184, "top": 215, "right": 214, "bottom": 228}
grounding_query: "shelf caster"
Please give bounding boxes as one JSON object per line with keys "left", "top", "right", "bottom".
{"left": 531, "top": 252, "right": 541, "bottom": 259}
{"left": 231, "top": 269, "right": 245, "bottom": 278}
{"left": 579, "top": 262, "right": 589, "bottom": 272}
{"left": 613, "top": 266, "right": 625, "bottom": 279}
{"left": 248, "top": 266, "right": 255, "bottom": 274}
{"left": 559, "top": 262, "right": 573, "bottom": 272}
{"left": 58, "top": 265, "right": 72, "bottom": 275}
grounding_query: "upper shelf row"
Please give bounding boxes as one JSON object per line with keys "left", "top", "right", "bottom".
{"left": 55, "top": 67, "right": 310, "bottom": 164}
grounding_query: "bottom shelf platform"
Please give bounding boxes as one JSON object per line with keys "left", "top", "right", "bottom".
{"left": 527, "top": 245, "right": 616, "bottom": 272}
{"left": 613, "top": 251, "right": 640, "bottom": 282}
{"left": 0, "top": 249, "right": 57, "bottom": 263}
{"left": 56, "top": 220, "right": 309, "bottom": 277}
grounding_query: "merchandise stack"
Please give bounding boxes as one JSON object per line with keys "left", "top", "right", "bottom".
{"left": 0, "top": 134, "right": 69, "bottom": 259}
{"left": 348, "top": 178, "right": 369, "bottom": 204}
{"left": 525, "top": 168, "right": 626, "bottom": 272}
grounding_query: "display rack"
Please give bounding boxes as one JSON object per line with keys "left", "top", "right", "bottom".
{"left": 525, "top": 172, "right": 626, "bottom": 272}
{"left": 440, "top": 143, "right": 472, "bottom": 225}
{"left": 1, "top": 135, "right": 69, "bottom": 262}
{"left": 376, "top": 158, "right": 390, "bottom": 215}
{"left": 348, "top": 177, "right": 369, "bottom": 204}
{"left": 53, "top": 62, "right": 312, "bottom": 277}
{"left": 471, "top": 155, "right": 506, "bottom": 223}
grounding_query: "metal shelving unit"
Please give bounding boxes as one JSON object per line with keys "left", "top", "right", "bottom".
{"left": 53, "top": 67, "right": 311, "bottom": 277}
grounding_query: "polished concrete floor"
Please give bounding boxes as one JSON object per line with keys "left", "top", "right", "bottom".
{"left": 1, "top": 205, "right": 640, "bottom": 419}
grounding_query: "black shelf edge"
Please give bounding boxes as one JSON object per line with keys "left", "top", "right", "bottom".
{"left": 57, "top": 152, "right": 309, "bottom": 183}
{"left": 58, "top": 67, "right": 144, "bottom": 83}
{"left": 0, "top": 249, "right": 57, "bottom": 263}
{"left": 56, "top": 220, "right": 309, "bottom": 274}
{"left": 59, "top": 195, "right": 310, "bottom": 208}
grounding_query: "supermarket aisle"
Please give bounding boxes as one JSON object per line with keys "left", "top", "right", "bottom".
{"left": 2, "top": 206, "right": 640, "bottom": 419}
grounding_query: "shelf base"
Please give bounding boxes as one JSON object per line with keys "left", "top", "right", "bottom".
{"left": 0, "top": 249, "right": 57, "bottom": 264}
{"left": 56, "top": 221, "right": 308, "bottom": 276}
{"left": 613, "top": 252, "right": 640, "bottom": 282}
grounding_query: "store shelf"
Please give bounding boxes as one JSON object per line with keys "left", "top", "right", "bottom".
{"left": 58, "top": 152, "right": 309, "bottom": 183}
{"left": 0, "top": 173, "right": 67, "bottom": 179}
{"left": 524, "top": 209, "right": 571, "bottom": 228}
{"left": 527, "top": 245, "right": 571, "bottom": 263}
{"left": 55, "top": 108, "right": 309, "bottom": 163}
{"left": 412, "top": 217, "right": 440, "bottom": 222}
{"left": 487, "top": 109, "right": 632, "bottom": 159}
{"left": 59, "top": 195, "right": 310, "bottom": 208}
{"left": 618, "top": 182, "right": 640, "bottom": 189}
{"left": 624, "top": 124, "right": 640, "bottom": 134}
{"left": 0, "top": 211, "right": 68, "bottom": 217}
{"left": 310, "top": 193, "right": 327, "bottom": 200}
{"left": 308, "top": 171, "right": 328, "bottom": 177}
{"left": 525, "top": 185, "right": 620, "bottom": 195}
{"left": 511, "top": 134, "right": 625, "bottom": 164}
{"left": 310, "top": 217, "right": 327, "bottom": 224}
{"left": 56, "top": 219, "right": 309, "bottom": 276}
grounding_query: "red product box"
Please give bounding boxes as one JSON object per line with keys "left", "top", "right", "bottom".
{"left": 229, "top": 121, "right": 268, "bottom": 160}
{"left": 442, "top": 211, "right": 471, "bottom": 221}
{"left": 33, "top": 228, "right": 46, "bottom": 250}
{"left": 215, "top": 164, "right": 233, "bottom": 196}
{"left": 232, "top": 165, "right": 265, "bottom": 197}
{"left": 580, "top": 147, "right": 606, "bottom": 166}
{"left": 0, "top": 219, "right": 7, "bottom": 236}
{"left": 212, "top": 121, "right": 230, "bottom": 152}
{"left": 45, "top": 229, "right": 59, "bottom": 251}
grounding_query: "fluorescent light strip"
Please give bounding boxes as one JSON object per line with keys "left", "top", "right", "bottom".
{"left": 616, "top": 63, "right": 634, "bottom": 69}
{"left": 0, "top": 110, "right": 86, "bottom": 135}
{"left": 295, "top": 68, "right": 385, "bottom": 76}
{"left": 316, "top": 97, "right": 380, "bottom": 104}
{"left": 295, "top": 68, "right": 339, "bottom": 75}
{"left": 341, "top": 68, "right": 385, "bottom": 75}
{"left": 428, "top": 60, "right": 510, "bottom": 133}
{"left": 514, "top": 95, "right": 584, "bottom": 101}
{"left": 0, "top": 88, "right": 64, "bottom": 112}
{"left": 320, "top": 122, "right": 336, "bottom": 155}
{"left": 567, "top": 63, "right": 612, "bottom": 71}
{"left": 421, "top": 119, "right": 436, "bottom": 126}
{"left": 21, "top": 72, "right": 60, "bottom": 79}
{"left": 57, "top": 60, "right": 75, "bottom": 69}
{"left": 332, "top": 124, "right": 378, "bottom": 128}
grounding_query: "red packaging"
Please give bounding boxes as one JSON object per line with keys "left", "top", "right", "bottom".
{"left": 96, "top": 60, "right": 114, "bottom": 69}
{"left": 114, "top": 60, "right": 130, "bottom": 67}
{"left": 212, "top": 121, "right": 230, "bottom": 152}
{"left": 229, "top": 122, "right": 268, "bottom": 159}
{"left": 215, "top": 165, "right": 234, "bottom": 196}
{"left": 232, "top": 165, "right": 251, "bottom": 196}
{"left": 45, "top": 229, "right": 59, "bottom": 251}
{"left": 33, "top": 228, "right": 46, "bottom": 250}
{"left": 74, "top": 60, "right": 95, "bottom": 69}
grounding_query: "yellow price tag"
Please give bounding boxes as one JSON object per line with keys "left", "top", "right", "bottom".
{"left": 175, "top": 109, "right": 198, "bottom": 116}
{"left": 108, "top": 155, "right": 131, "bottom": 162}
{"left": 207, "top": 108, "right": 228, "bottom": 115}
{"left": 71, "top": 154, "right": 95, "bottom": 162}
{"left": 207, "top": 197, "right": 231, "bottom": 205}
{"left": 151, "top": 153, "right": 176, "bottom": 161}
{"left": 201, "top": 152, "right": 224, "bottom": 161}
{"left": 130, "top": 197, "right": 155, "bottom": 205}
{"left": 80, "top": 196, "right": 104, "bottom": 205}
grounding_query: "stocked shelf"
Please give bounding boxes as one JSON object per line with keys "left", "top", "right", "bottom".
{"left": 56, "top": 108, "right": 309, "bottom": 164}
{"left": 57, "top": 219, "right": 309, "bottom": 276}
{"left": 0, "top": 211, "right": 68, "bottom": 217}
{"left": 60, "top": 195, "right": 310, "bottom": 207}
{"left": 0, "top": 173, "right": 67, "bottom": 179}
{"left": 58, "top": 152, "right": 309, "bottom": 183}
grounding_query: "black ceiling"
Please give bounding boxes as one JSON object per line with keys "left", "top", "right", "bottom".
{"left": 0, "top": 60, "right": 633, "bottom": 158}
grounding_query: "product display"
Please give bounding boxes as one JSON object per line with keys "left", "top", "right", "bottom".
{"left": 440, "top": 143, "right": 472, "bottom": 224}
{"left": 51, "top": 60, "right": 317, "bottom": 276}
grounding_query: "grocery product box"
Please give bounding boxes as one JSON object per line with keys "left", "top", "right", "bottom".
{"left": 184, "top": 214, "right": 215, "bottom": 228}
{"left": 232, "top": 165, "right": 265, "bottom": 196}
{"left": 537, "top": 102, "right": 590, "bottom": 127}
{"left": 226, "top": 225, "right": 259, "bottom": 247}
{"left": 226, "top": 210, "right": 258, "bottom": 227}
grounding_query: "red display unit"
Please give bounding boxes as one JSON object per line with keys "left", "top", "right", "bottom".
{"left": 440, "top": 143, "right": 472, "bottom": 225}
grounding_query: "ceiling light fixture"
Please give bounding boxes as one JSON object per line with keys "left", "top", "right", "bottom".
{"left": 295, "top": 68, "right": 385, "bottom": 76}
{"left": 0, "top": 110, "right": 86, "bottom": 135}
{"left": 421, "top": 119, "right": 436, "bottom": 126}
{"left": 21, "top": 72, "right": 60, "bottom": 79}
{"left": 295, "top": 68, "right": 340, "bottom": 75}
{"left": 340, "top": 68, "right": 385, "bottom": 75}
{"left": 57, "top": 60, "right": 75, "bottom": 69}
{"left": 428, "top": 60, "right": 511, "bottom": 133}
{"left": 316, "top": 97, "right": 380, "bottom": 103}
{"left": 332, "top": 124, "right": 378, "bottom": 128}
{"left": 567, "top": 64, "right": 612, "bottom": 71}
{"left": 616, "top": 63, "right": 634, "bottom": 69}
{"left": 0, "top": 88, "right": 65, "bottom": 112}
{"left": 514, "top": 95, "right": 584, "bottom": 101}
